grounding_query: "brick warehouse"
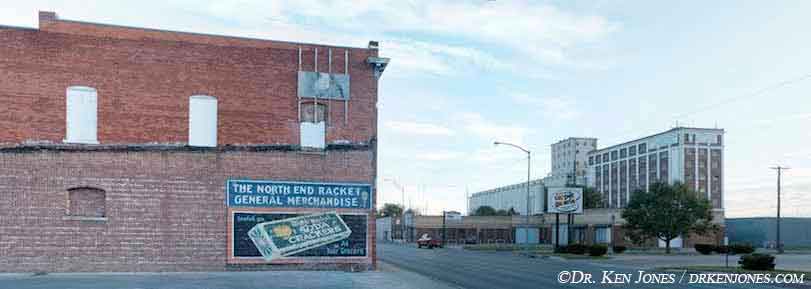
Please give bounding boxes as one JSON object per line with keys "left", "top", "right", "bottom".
{"left": 0, "top": 12, "right": 388, "bottom": 272}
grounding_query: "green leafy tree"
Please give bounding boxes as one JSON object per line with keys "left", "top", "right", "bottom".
{"left": 377, "top": 203, "right": 404, "bottom": 218}
{"left": 622, "top": 182, "right": 717, "bottom": 254}
{"left": 472, "top": 205, "right": 498, "bottom": 216}
{"left": 506, "top": 207, "right": 519, "bottom": 216}
{"left": 581, "top": 186, "right": 603, "bottom": 209}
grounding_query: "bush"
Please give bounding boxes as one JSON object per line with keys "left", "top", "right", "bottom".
{"left": 554, "top": 245, "right": 567, "bottom": 254}
{"left": 695, "top": 243, "right": 715, "bottom": 255}
{"left": 715, "top": 245, "right": 729, "bottom": 254}
{"left": 565, "top": 244, "right": 589, "bottom": 255}
{"left": 739, "top": 253, "right": 775, "bottom": 271}
{"left": 613, "top": 245, "right": 627, "bottom": 254}
{"left": 729, "top": 243, "right": 755, "bottom": 255}
{"left": 589, "top": 244, "right": 608, "bottom": 256}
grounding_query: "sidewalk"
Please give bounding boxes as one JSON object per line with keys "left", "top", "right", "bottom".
{"left": 0, "top": 262, "right": 459, "bottom": 289}
{"left": 586, "top": 253, "right": 811, "bottom": 271}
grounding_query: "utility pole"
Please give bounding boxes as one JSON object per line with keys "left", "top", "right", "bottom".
{"left": 384, "top": 178, "right": 407, "bottom": 241}
{"left": 568, "top": 158, "right": 576, "bottom": 244}
{"left": 465, "top": 185, "right": 469, "bottom": 215}
{"left": 442, "top": 211, "right": 447, "bottom": 247}
{"left": 770, "top": 166, "right": 789, "bottom": 254}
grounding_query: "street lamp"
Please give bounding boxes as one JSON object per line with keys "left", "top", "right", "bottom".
{"left": 494, "top": 141, "right": 531, "bottom": 256}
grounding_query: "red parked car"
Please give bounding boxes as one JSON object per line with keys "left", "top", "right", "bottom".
{"left": 417, "top": 234, "right": 443, "bottom": 249}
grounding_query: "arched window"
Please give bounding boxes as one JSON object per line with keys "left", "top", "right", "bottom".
{"left": 67, "top": 187, "right": 106, "bottom": 218}
{"left": 65, "top": 86, "right": 98, "bottom": 144}
{"left": 300, "top": 102, "right": 326, "bottom": 149}
{"left": 188, "top": 95, "right": 218, "bottom": 147}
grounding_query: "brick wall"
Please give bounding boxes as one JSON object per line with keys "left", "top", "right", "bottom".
{"left": 0, "top": 12, "right": 377, "bottom": 146}
{"left": 0, "top": 147, "right": 376, "bottom": 272}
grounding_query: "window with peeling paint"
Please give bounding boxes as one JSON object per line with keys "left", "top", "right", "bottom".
{"left": 300, "top": 102, "right": 327, "bottom": 149}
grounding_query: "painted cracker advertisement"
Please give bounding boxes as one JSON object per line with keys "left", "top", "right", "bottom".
{"left": 234, "top": 212, "right": 367, "bottom": 260}
{"left": 226, "top": 179, "right": 371, "bottom": 263}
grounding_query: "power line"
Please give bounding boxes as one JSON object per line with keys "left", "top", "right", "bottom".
{"left": 597, "top": 72, "right": 811, "bottom": 146}
{"left": 672, "top": 73, "right": 811, "bottom": 120}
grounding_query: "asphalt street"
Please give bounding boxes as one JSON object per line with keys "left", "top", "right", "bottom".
{"left": 377, "top": 243, "right": 804, "bottom": 289}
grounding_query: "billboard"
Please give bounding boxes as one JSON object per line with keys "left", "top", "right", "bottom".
{"left": 227, "top": 180, "right": 372, "bottom": 209}
{"left": 547, "top": 187, "right": 583, "bottom": 214}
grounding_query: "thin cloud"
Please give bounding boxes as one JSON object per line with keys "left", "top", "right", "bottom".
{"left": 457, "top": 112, "right": 531, "bottom": 146}
{"left": 511, "top": 93, "right": 581, "bottom": 120}
{"left": 384, "top": 121, "right": 455, "bottom": 136}
{"left": 415, "top": 151, "right": 464, "bottom": 161}
{"left": 169, "top": 0, "right": 619, "bottom": 74}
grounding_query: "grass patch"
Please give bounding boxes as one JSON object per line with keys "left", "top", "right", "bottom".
{"left": 532, "top": 253, "right": 611, "bottom": 260}
{"left": 657, "top": 266, "right": 811, "bottom": 275}
{"left": 620, "top": 247, "right": 697, "bottom": 255}
{"left": 463, "top": 244, "right": 552, "bottom": 252}
{"left": 757, "top": 248, "right": 811, "bottom": 254}
{"left": 554, "top": 253, "right": 610, "bottom": 260}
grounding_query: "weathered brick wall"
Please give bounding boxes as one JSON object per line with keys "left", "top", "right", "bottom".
{"left": 0, "top": 13, "right": 377, "bottom": 146}
{"left": 0, "top": 148, "right": 376, "bottom": 272}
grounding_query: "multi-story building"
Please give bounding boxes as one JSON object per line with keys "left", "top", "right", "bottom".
{"left": 468, "top": 179, "right": 545, "bottom": 216}
{"left": 471, "top": 127, "right": 725, "bottom": 248}
{"left": 545, "top": 137, "right": 597, "bottom": 187}
{"left": 586, "top": 127, "right": 724, "bottom": 210}
{"left": 0, "top": 12, "right": 388, "bottom": 272}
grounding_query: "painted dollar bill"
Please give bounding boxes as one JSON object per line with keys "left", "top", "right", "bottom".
{"left": 248, "top": 212, "right": 352, "bottom": 261}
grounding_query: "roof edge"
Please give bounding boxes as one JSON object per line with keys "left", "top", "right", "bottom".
{"left": 37, "top": 10, "right": 373, "bottom": 51}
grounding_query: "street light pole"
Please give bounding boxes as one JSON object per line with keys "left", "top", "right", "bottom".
{"left": 494, "top": 141, "right": 531, "bottom": 256}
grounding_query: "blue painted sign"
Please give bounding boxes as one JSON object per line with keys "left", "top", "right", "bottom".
{"left": 227, "top": 180, "right": 372, "bottom": 209}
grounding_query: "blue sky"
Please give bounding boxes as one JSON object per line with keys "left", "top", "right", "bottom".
{"left": 3, "top": 1, "right": 810, "bottom": 218}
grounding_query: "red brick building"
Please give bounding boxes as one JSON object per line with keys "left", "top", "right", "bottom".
{"left": 0, "top": 12, "right": 388, "bottom": 272}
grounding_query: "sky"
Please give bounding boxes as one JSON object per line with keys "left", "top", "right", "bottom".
{"left": 2, "top": 1, "right": 810, "bottom": 218}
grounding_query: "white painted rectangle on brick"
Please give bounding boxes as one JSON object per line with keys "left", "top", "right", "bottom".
{"left": 65, "top": 86, "right": 98, "bottom": 144}
{"left": 188, "top": 95, "right": 217, "bottom": 147}
{"left": 300, "top": 121, "right": 326, "bottom": 149}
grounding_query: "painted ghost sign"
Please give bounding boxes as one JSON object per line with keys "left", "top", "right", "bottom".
{"left": 226, "top": 180, "right": 372, "bottom": 264}
{"left": 232, "top": 212, "right": 367, "bottom": 260}
{"left": 227, "top": 180, "right": 372, "bottom": 209}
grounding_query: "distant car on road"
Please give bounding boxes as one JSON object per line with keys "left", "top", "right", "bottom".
{"left": 417, "top": 234, "right": 443, "bottom": 249}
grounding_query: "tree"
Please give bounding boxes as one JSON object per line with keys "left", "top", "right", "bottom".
{"left": 506, "top": 207, "right": 519, "bottom": 216}
{"left": 377, "top": 203, "right": 404, "bottom": 218}
{"left": 622, "top": 182, "right": 717, "bottom": 254}
{"left": 581, "top": 186, "right": 603, "bottom": 209}
{"left": 472, "top": 205, "right": 497, "bottom": 216}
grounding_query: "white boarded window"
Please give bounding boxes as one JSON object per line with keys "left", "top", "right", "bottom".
{"left": 300, "top": 102, "right": 326, "bottom": 149}
{"left": 65, "top": 86, "right": 98, "bottom": 144}
{"left": 188, "top": 95, "right": 218, "bottom": 147}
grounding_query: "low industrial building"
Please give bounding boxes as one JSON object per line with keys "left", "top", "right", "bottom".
{"left": 468, "top": 179, "right": 545, "bottom": 216}
{"left": 403, "top": 214, "right": 546, "bottom": 245}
